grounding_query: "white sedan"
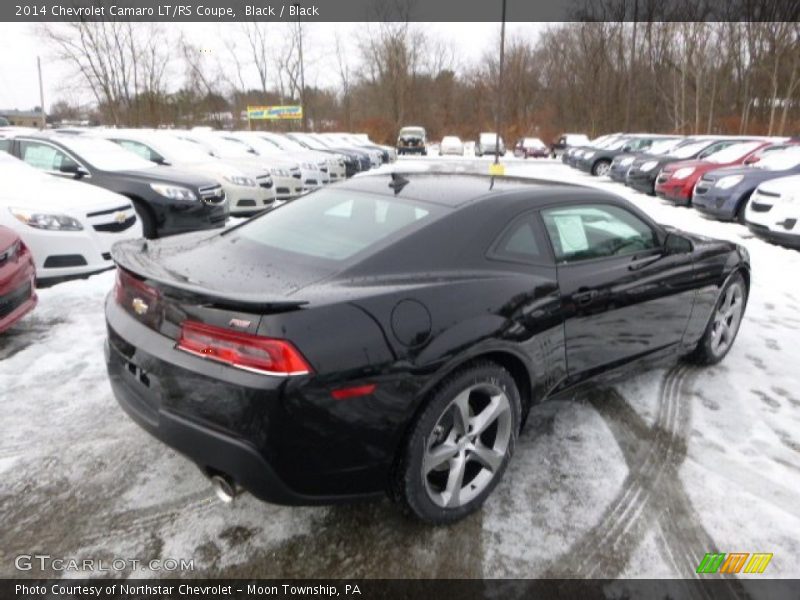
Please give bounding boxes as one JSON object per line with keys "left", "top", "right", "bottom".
{"left": 0, "top": 152, "right": 141, "bottom": 283}
{"left": 95, "top": 129, "right": 277, "bottom": 216}
{"left": 439, "top": 136, "right": 465, "bottom": 156}
{"left": 745, "top": 174, "right": 800, "bottom": 249}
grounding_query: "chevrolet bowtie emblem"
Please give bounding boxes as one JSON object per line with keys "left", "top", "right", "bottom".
{"left": 132, "top": 297, "right": 148, "bottom": 315}
{"left": 115, "top": 211, "right": 127, "bottom": 224}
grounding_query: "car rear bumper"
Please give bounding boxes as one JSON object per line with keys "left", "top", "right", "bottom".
{"left": 104, "top": 297, "right": 391, "bottom": 505}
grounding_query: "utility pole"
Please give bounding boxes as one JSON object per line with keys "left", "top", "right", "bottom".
{"left": 37, "top": 56, "right": 46, "bottom": 130}
{"left": 494, "top": 0, "right": 507, "bottom": 165}
{"left": 295, "top": 6, "right": 307, "bottom": 132}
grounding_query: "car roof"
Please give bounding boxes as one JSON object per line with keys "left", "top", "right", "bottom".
{"left": 336, "top": 172, "right": 594, "bottom": 209}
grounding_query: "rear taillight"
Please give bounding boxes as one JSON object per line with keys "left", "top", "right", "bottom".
{"left": 114, "top": 268, "right": 162, "bottom": 327}
{"left": 177, "top": 320, "right": 312, "bottom": 376}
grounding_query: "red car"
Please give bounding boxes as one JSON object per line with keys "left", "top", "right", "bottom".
{"left": 655, "top": 140, "right": 771, "bottom": 205}
{"left": 0, "top": 226, "right": 37, "bottom": 333}
{"left": 514, "top": 137, "right": 550, "bottom": 158}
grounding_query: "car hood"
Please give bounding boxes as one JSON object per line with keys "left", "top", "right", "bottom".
{"left": 756, "top": 174, "right": 800, "bottom": 195}
{"left": 0, "top": 172, "right": 131, "bottom": 212}
{"left": 115, "top": 166, "right": 218, "bottom": 188}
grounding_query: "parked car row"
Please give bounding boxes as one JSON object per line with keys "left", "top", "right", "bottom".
{"left": 0, "top": 126, "right": 395, "bottom": 330}
{"left": 562, "top": 132, "right": 800, "bottom": 249}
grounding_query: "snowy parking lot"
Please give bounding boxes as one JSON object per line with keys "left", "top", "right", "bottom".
{"left": 1, "top": 157, "right": 799, "bottom": 580}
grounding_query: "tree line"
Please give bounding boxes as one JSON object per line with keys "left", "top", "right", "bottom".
{"left": 40, "top": 17, "right": 799, "bottom": 145}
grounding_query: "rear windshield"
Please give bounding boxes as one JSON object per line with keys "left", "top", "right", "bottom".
{"left": 400, "top": 128, "right": 425, "bottom": 137}
{"left": 233, "top": 188, "right": 442, "bottom": 261}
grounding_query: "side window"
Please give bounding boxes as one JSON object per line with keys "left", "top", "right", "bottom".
{"left": 19, "top": 141, "right": 76, "bottom": 172}
{"left": 492, "top": 214, "right": 544, "bottom": 263}
{"left": 115, "top": 139, "right": 158, "bottom": 162}
{"left": 542, "top": 204, "right": 658, "bottom": 263}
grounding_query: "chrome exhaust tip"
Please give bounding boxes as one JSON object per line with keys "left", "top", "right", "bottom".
{"left": 210, "top": 474, "right": 237, "bottom": 504}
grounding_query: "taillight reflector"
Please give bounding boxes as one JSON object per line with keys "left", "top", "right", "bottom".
{"left": 331, "top": 384, "right": 376, "bottom": 400}
{"left": 177, "top": 320, "right": 312, "bottom": 376}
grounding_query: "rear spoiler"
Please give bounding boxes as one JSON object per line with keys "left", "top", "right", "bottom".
{"left": 111, "top": 240, "right": 308, "bottom": 312}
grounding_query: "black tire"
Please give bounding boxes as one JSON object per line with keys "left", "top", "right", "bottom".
{"left": 684, "top": 272, "right": 748, "bottom": 366}
{"left": 392, "top": 360, "right": 521, "bottom": 524}
{"left": 132, "top": 200, "right": 157, "bottom": 239}
{"left": 735, "top": 192, "right": 753, "bottom": 224}
{"left": 592, "top": 159, "right": 612, "bottom": 177}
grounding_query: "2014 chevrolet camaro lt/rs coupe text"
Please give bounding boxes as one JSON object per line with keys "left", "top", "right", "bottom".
{"left": 105, "top": 173, "right": 750, "bottom": 524}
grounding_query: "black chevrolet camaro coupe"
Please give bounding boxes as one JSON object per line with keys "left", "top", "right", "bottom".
{"left": 105, "top": 173, "right": 750, "bottom": 524}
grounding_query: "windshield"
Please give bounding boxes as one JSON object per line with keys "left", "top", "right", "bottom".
{"left": 148, "top": 135, "right": 215, "bottom": 162}
{"left": 605, "top": 138, "right": 630, "bottom": 150}
{"left": 182, "top": 134, "right": 253, "bottom": 158}
{"left": 400, "top": 128, "right": 425, "bottom": 137}
{"left": 648, "top": 138, "right": 685, "bottom": 155}
{"left": 233, "top": 188, "right": 441, "bottom": 261}
{"left": 705, "top": 141, "right": 762, "bottom": 164}
{"left": 240, "top": 135, "right": 283, "bottom": 154}
{"left": 753, "top": 149, "right": 800, "bottom": 171}
{"left": 263, "top": 134, "right": 304, "bottom": 151}
{"left": 670, "top": 141, "right": 712, "bottom": 159}
{"left": 58, "top": 136, "right": 155, "bottom": 170}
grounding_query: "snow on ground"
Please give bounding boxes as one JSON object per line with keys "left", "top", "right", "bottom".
{"left": 1, "top": 156, "right": 799, "bottom": 580}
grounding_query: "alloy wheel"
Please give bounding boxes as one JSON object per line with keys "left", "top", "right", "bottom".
{"left": 422, "top": 383, "right": 512, "bottom": 508}
{"left": 710, "top": 281, "right": 745, "bottom": 357}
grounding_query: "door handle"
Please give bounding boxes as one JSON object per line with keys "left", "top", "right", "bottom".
{"left": 573, "top": 290, "right": 598, "bottom": 306}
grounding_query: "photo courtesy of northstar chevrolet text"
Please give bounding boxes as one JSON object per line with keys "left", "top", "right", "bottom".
{"left": 1, "top": 0, "right": 799, "bottom": 597}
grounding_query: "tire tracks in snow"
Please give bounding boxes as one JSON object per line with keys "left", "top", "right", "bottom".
{"left": 541, "top": 365, "right": 750, "bottom": 598}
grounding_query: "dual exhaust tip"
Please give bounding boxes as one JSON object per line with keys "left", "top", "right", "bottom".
{"left": 209, "top": 473, "right": 238, "bottom": 504}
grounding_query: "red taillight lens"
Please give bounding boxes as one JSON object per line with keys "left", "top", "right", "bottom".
{"left": 177, "top": 320, "right": 312, "bottom": 376}
{"left": 114, "top": 268, "right": 162, "bottom": 327}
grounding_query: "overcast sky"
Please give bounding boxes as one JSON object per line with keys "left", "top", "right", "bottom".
{"left": 0, "top": 22, "right": 545, "bottom": 111}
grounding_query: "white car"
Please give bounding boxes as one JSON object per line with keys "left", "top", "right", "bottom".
{"left": 95, "top": 129, "right": 276, "bottom": 216}
{"left": 0, "top": 151, "right": 141, "bottom": 282}
{"left": 221, "top": 131, "right": 329, "bottom": 190}
{"left": 745, "top": 174, "right": 800, "bottom": 249}
{"left": 255, "top": 132, "right": 347, "bottom": 181}
{"left": 170, "top": 131, "right": 305, "bottom": 202}
{"left": 476, "top": 132, "right": 505, "bottom": 157}
{"left": 439, "top": 136, "right": 465, "bottom": 156}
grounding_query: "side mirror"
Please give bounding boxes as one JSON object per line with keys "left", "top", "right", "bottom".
{"left": 59, "top": 162, "right": 88, "bottom": 178}
{"left": 744, "top": 156, "right": 758, "bottom": 165}
{"left": 622, "top": 144, "right": 633, "bottom": 152}
{"left": 664, "top": 232, "right": 693, "bottom": 254}
{"left": 153, "top": 155, "right": 171, "bottom": 166}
